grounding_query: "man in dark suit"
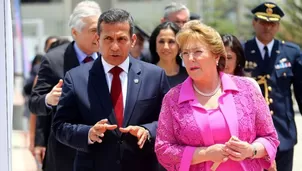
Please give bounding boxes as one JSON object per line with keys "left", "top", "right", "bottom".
{"left": 52, "top": 8, "right": 170, "bottom": 171}
{"left": 28, "top": 1, "right": 101, "bottom": 170}
{"left": 244, "top": 2, "right": 302, "bottom": 171}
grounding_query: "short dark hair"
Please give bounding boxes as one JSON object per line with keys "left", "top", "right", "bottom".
{"left": 221, "top": 34, "right": 245, "bottom": 76}
{"left": 149, "top": 21, "right": 182, "bottom": 65}
{"left": 97, "top": 8, "right": 134, "bottom": 36}
{"left": 47, "top": 38, "right": 71, "bottom": 53}
{"left": 44, "top": 36, "right": 58, "bottom": 52}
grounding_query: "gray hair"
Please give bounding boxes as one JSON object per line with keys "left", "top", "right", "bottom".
{"left": 97, "top": 8, "right": 134, "bottom": 36}
{"left": 163, "top": 2, "right": 190, "bottom": 19}
{"left": 68, "top": 0, "right": 101, "bottom": 32}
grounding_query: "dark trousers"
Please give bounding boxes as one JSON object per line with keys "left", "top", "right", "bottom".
{"left": 276, "top": 148, "right": 294, "bottom": 171}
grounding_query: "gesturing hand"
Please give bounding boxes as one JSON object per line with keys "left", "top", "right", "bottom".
{"left": 119, "top": 126, "right": 150, "bottom": 149}
{"left": 46, "top": 79, "right": 63, "bottom": 106}
{"left": 224, "top": 137, "right": 253, "bottom": 161}
{"left": 88, "top": 119, "right": 117, "bottom": 143}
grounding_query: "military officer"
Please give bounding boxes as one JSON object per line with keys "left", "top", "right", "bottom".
{"left": 244, "top": 2, "right": 302, "bottom": 171}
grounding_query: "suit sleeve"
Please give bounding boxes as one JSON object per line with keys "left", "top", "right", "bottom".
{"left": 141, "top": 70, "right": 170, "bottom": 140}
{"left": 29, "top": 56, "right": 56, "bottom": 116}
{"left": 34, "top": 115, "right": 51, "bottom": 147}
{"left": 52, "top": 72, "right": 92, "bottom": 152}
{"left": 292, "top": 49, "right": 302, "bottom": 115}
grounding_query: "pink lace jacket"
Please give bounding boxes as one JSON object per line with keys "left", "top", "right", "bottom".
{"left": 155, "top": 73, "right": 279, "bottom": 171}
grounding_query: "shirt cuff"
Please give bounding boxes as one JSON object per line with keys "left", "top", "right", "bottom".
{"left": 44, "top": 96, "right": 52, "bottom": 109}
{"left": 88, "top": 136, "right": 94, "bottom": 144}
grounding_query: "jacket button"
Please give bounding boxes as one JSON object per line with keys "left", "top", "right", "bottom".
{"left": 283, "top": 72, "right": 287, "bottom": 77}
{"left": 269, "top": 98, "right": 273, "bottom": 104}
{"left": 266, "top": 74, "right": 270, "bottom": 79}
{"left": 270, "top": 110, "right": 274, "bottom": 115}
{"left": 268, "top": 86, "right": 272, "bottom": 91}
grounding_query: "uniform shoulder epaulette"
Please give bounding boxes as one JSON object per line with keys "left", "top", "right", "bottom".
{"left": 280, "top": 40, "right": 300, "bottom": 50}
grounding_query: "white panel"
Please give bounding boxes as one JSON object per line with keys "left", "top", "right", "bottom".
{"left": 0, "top": 0, "right": 13, "bottom": 170}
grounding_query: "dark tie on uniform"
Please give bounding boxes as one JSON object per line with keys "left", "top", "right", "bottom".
{"left": 263, "top": 46, "right": 270, "bottom": 74}
{"left": 110, "top": 66, "right": 124, "bottom": 127}
{"left": 83, "top": 56, "right": 94, "bottom": 63}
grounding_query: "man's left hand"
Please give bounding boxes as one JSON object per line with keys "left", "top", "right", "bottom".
{"left": 119, "top": 126, "right": 150, "bottom": 149}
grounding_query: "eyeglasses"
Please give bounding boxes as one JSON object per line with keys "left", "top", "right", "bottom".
{"left": 180, "top": 50, "right": 203, "bottom": 59}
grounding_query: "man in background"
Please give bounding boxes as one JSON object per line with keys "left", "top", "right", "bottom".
{"left": 29, "top": 1, "right": 101, "bottom": 170}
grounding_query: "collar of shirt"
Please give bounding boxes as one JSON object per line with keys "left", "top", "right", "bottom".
{"left": 101, "top": 56, "right": 129, "bottom": 74}
{"left": 73, "top": 43, "right": 98, "bottom": 64}
{"left": 255, "top": 37, "right": 274, "bottom": 59}
{"left": 102, "top": 57, "right": 129, "bottom": 110}
{"left": 178, "top": 72, "right": 239, "bottom": 104}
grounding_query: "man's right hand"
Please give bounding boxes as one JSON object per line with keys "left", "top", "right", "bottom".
{"left": 34, "top": 146, "right": 46, "bottom": 165}
{"left": 46, "top": 79, "right": 63, "bottom": 106}
{"left": 88, "top": 119, "right": 117, "bottom": 143}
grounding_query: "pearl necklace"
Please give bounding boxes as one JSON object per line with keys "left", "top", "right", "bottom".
{"left": 193, "top": 79, "right": 221, "bottom": 97}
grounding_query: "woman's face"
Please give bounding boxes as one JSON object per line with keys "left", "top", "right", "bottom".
{"left": 224, "top": 46, "right": 237, "bottom": 75}
{"left": 181, "top": 39, "right": 219, "bottom": 81}
{"left": 156, "top": 28, "right": 179, "bottom": 62}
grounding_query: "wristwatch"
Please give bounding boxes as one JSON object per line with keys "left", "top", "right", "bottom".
{"left": 251, "top": 144, "right": 257, "bottom": 159}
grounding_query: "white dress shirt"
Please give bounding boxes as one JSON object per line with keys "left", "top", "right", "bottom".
{"left": 101, "top": 57, "right": 129, "bottom": 109}
{"left": 255, "top": 37, "right": 274, "bottom": 59}
{"left": 88, "top": 57, "right": 129, "bottom": 144}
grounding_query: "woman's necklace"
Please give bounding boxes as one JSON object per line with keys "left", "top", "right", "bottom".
{"left": 193, "top": 79, "right": 221, "bottom": 97}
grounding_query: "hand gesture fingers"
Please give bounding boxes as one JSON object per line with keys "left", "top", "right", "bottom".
{"left": 46, "top": 79, "right": 63, "bottom": 106}
{"left": 137, "top": 129, "right": 148, "bottom": 149}
{"left": 89, "top": 119, "right": 117, "bottom": 143}
{"left": 119, "top": 126, "right": 149, "bottom": 149}
{"left": 119, "top": 126, "right": 134, "bottom": 134}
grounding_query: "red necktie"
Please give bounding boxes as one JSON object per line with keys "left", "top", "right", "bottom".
{"left": 83, "top": 56, "right": 93, "bottom": 63}
{"left": 110, "top": 66, "right": 124, "bottom": 127}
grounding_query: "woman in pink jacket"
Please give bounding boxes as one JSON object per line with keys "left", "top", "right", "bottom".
{"left": 155, "top": 20, "right": 279, "bottom": 171}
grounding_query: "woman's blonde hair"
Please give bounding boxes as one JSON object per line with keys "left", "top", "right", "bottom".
{"left": 176, "top": 20, "right": 226, "bottom": 71}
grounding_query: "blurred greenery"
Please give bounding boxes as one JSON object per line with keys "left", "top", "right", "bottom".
{"left": 199, "top": 0, "right": 260, "bottom": 41}
{"left": 279, "top": 0, "right": 302, "bottom": 47}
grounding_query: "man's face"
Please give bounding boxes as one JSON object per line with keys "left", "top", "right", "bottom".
{"left": 253, "top": 19, "right": 279, "bottom": 44}
{"left": 99, "top": 22, "right": 136, "bottom": 65}
{"left": 72, "top": 15, "right": 99, "bottom": 55}
{"left": 163, "top": 10, "right": 189, "bottom": 28}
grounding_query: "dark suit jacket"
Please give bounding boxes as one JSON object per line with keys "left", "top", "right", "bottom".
{"left": 52, "top": 57, "right": 170, "bottom": 171}
{"left": 29, "top": 42, "right": 80, "bottom": 171}
{"left": 244, "top": 38, "right": 302, "bottom": 151}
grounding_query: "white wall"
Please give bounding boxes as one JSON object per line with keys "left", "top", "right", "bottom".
{"left": 0, "top": 0, "right": 14, "bottom": 170}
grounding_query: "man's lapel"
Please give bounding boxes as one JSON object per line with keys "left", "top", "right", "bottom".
{"left": 123, "top": 58, "right": 142, "bottom": 127}
{"left": 266, "top": 40, "right": 279, "bottom": 74}
{"left": 89, "top": 57, "right": 118, "bottom": 128}
{"left": 250, "top": 39, "right": 265, "bottom": 76}
{"left": 63, "top": 41, "right": 80, "bottom": 73}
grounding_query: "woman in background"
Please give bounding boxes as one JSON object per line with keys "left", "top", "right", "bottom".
{"left": 149, "top": 22, "right": 187, "bottom": 87}
{"left": 221, "top": 34, "right": 261, "bottom": 92}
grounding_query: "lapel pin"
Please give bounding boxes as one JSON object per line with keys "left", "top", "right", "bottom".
{"left": 276, "top": 50, "right": 280, "bottom": 54}
{"left": 251, "top": 50, "right": 255, "bottom": 54}
{"left": 134, "top": 79, "right": 139, "bottom": 84}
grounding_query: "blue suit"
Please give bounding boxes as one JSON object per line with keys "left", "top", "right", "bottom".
{"left": 244, "top": 38, "right": 302, "bottom": 170}
{"left": 52, "top": 56, "right": 170, "bottom": 171}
